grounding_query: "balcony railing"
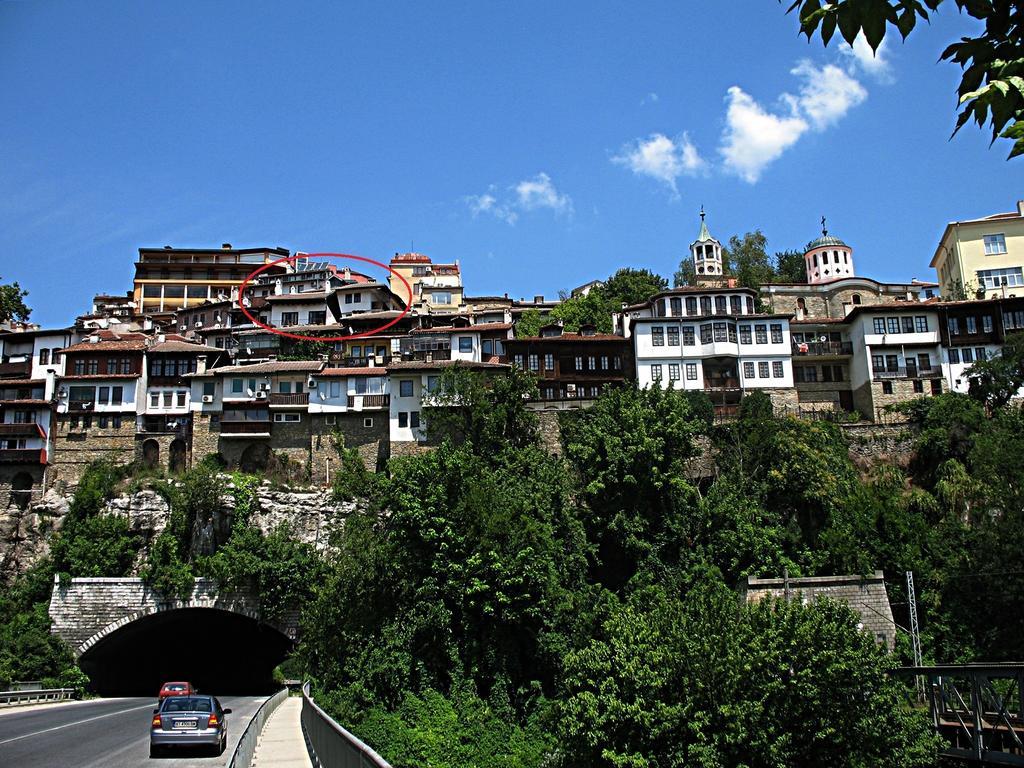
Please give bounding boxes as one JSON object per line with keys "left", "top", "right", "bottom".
{"left": 0, "top": 390, "right": 46, "bottom": 402}
{"left": 873, "top": 367, "right": 942, "bottom": 380}
{"left": 792, "top": 341, "right": 853, "bottom": 356}
{"left": 0, "top": 361, "right": 32, "bottom": 377}
{"left": 220, "top": 420, "right": 272, "bottom": 434}
{"left": 347, "top": 394, "right": 389, "bottom": 409}
{"left": 399, "top": 349, "right": 451, "bottom": 362}
{"left": 0, "top": 423, "right": 44, "bottom": 438}
{"left": 269, "top": 393, "right": 309, "bottom": 406}
{"left": 330, "top": 355, "right": 391, "bottom": 367}
{"left": 0, "top": 449, "right": 45, "bottom": 464}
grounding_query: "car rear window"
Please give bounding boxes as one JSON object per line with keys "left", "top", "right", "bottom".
{"left": 162, "top": 697, "right": 212, "bottom": 712}
{"left": 166, "top": 684, "right": 186, "bottom": 691}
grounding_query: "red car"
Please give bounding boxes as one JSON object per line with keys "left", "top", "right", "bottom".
{"left": 158, "top": 681, "right": 195, "bottom": 700}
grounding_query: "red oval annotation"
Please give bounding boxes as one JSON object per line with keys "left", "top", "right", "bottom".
{"left": 236, "top": 252, "right": 413, "bottom": 343}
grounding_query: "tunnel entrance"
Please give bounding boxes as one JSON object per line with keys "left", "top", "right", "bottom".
{"left": 79, "top": 607, "right": 293, "bottom": 696}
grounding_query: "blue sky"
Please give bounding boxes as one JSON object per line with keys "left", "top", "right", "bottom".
{"left": 1, "top": 0, "right": 1020, "bottom": 326}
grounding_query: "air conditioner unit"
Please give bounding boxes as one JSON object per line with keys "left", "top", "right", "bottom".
{"left": 201, "top": 395, "right": 214, "bottom": 403}
{"left": 195, "top": 320, "right": 203, "bottom": 328}
{"left": 179, "top": 324, "right": 187, "bottom": 331}
{"left": 255, "top": 391, "right": 268, "bottom": 400}
{"left": 307, "top": 377, "right": 317, "bottom": 388}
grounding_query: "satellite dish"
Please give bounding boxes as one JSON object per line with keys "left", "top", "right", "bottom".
{"left": 318, "top": 391, "right": 327, "bottom": 401}
{"left": 246, "top": 388, "right": 254, "bottom": 397}
{"left": 819, "top": 335, "right": 827, "bottom": 343}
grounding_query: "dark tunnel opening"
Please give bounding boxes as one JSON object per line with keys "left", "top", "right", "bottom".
{"left": 79, "top": 608, "right": 293, "bottom": 696}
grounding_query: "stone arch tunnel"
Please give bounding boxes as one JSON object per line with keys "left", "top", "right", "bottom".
{"left": 49, "top": 576, "right": 297, "bottom": 696}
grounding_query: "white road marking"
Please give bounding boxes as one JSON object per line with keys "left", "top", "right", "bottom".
{"left": 0, "top": 702, "right": 155, "bottom": 746}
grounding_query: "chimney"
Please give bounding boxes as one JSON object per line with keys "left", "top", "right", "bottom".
{"left": 534, "top": 295, "right": 544, "bottom": 304}
{"left": 343, "top": 267, "right": 351, "bottom": 280}
{"left": 157, "top": 334, "right": 166, "bottom": 343}
{"left": 196, "top": 354, "right": 207, "bottom": 375}
{"left": 143, "top": 317, "right": 154, "bottom": 331}
{"left": 222, "top": 243, "right": 232, "bottom": 250}
{"left": 1018, "top": 200, "right": 1024, "bottom": 216}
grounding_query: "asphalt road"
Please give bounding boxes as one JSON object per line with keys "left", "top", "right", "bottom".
{"left": 0, "top": 694, "right": 268, "bottom": 767}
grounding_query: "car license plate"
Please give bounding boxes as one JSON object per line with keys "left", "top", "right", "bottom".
{"left": 173, "top": 719, "right": 197, "bottom": 729}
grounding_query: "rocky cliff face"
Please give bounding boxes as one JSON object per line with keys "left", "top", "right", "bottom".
{"left": 0, "top": 480, "right": 353, "bottom": 583}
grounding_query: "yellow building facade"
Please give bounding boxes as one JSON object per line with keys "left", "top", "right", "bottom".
{"left": 932, "top": 200, "right": 1024, "bottom": 299}
{"left": 387, "top": 252, "right": 464, "bottom": 313}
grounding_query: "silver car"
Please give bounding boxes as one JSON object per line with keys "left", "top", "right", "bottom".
{"left": 150, "top": 694, "right": 232, "bottom": 757}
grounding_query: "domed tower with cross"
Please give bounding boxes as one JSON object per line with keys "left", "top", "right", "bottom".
{"left": 691, "top": 207, "right": 723, "bottom": 279}
{"left": 804, "top": 216, "right": 855, "bottom": 284}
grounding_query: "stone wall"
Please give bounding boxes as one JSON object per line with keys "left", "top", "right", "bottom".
{"left": 765, "top": 387, "right": 799, "bottom": 411}
{"left": 48, "top": 576, "right": 297, "bottom": 657}
{"left": 0, "top": 489, "right": 68, "bottom": 582}
{"left": 310, "top": 412, "right": 389, "bottom": 480}
{"left": 742, "top": 571, "right": 897, "bottom": 651}
{"left": 389, "top": 441, "right": 435, "bottom": 460}
{"left": 0, "top": 464, "right": 47, "bottom": 511}
{"left": 51, "top": 415, "right": 137, "bottom": 488}
{"left": 841, "top": 422, "right": 918, "bottom": 472}
{"left": 535, "top": 411, "right": 563, "bottom": 456}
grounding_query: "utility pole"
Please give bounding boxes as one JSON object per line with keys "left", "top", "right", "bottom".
{"left": 906, "top": 570, "right": 925, "bottom": 702}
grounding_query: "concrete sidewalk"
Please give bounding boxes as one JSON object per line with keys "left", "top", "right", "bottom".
{"left": 252, "top": 696, "right": 312, "bottom": 768}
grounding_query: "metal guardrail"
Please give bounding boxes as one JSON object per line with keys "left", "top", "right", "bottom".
{"left": 0, "top": 688, "right": 76, "bottom": 706}
{"left": 226, "top": 687, "right": 289, "bottom": 768}
{"left": 301, "top": 682, "right": 392, "bottom": 768}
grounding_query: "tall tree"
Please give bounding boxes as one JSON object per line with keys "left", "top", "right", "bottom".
{"left": 774, "top": 249, "right": 807, "bottom": 283}
{"left": 0, "top": 278, "right": 31, "bottom": 323}
{"left": 784, "top": 0, "right": 1024, "bottom": 158}
{"left": 674, "top": 257, "right": 696, "bottom": 287}
{"left": 599, "top": 267, "right": 668, "bottom": 307}
{"left": 724, "top": 231, "right": 774, "bottom": 290}
{"left": 966, "top": 332, "right": 1024, "bottom": 410}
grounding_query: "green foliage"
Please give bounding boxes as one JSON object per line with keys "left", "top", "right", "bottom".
{"left": 423, "top": 366, "right": 539, "bottom": 453}
{"left": 330, "top": 432, "right": 376, "bottom": 501}
{"left": 774, "top": 248, "right": 808, "bottom": 283}
{"left": 557, "top": 583, "right": 938, "bottom": 767}
{"left": 724, "top": 230, "right": 774, "bottom": 290}
{"left": 673, "top": 256, "right": 696, "bottom": 287}
{"left": 966, "top": 332, "right": 1024, "bottom": 410}
{"left": 513, "top": 308, "right": 547, "bottom": 338}
{"left": 738, "top": 389, "right": 774, "bottom": 421}
{"left": 279, "top": 339, "right": 333, "bottom": 360}
{"left": 786, "top": 0, "right": 1024, "bottom": 158}
{"left": 0, "top": 276, "right": 31, "bottom": 323}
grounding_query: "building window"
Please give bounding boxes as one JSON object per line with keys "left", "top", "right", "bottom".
{"left": 772, "top": 361, "right": 784, "bottom": 378}
{"left": 537, "top": 353, "right": 551, "bottom": 371}
{"left": 273, "top": 413, "right": 302, "bottom": 422}
{"left": 966, "top": 316, "right": 977, "bottom": 334}
{"left": 685, "top": 297, "right": 697, "bottom": 316}
{"left": 528, "top": 354, "right": 539, "bottom": 371}
{"left": 150, "top": 392, "right": 160, "bottom": 408}
{"left": 203, "top": 382, "right": 215, "bottom": 397}
{"left": 670, "top": 297, "right": 682, "bottom": 316}
{"left": 360, "top": 417, "right": 373, "bottom": 428}
{"left": 323, "top": 414, "right": 337, "bottom": 426}
{"left": 600, "top": 355, "right": 609, "bottom": 370}
{"left": 700, "top": 296, "right": 712, "bottom": 315}
{"left": 882, "top": 381, "right": 893, "bottom": 395}
{"left": 757, "top": 362, "right": 769, "bottom": 379}
{"left": 913, "top": 379, "right": 924, "bottom": 393}
{"left": 651, "top": 364, "right": 662, "bottom": 381}
{"left": 513, "top": 354, "right": 524, "bottom": 368}
{"left": 652, "top": 327, "right": 665, "bottom": 346}
{"left": 931, "top": 379, "right": 942, "bottom": 395}
{"left": 730, "top": 295, "right": 742, "bottom": 314}
{"left": 984, "top": 234, "right": 1008, "bottom": 255}
{"left": 281, "top": 312, "right": 299, "bottom": 326}
{"left": 902, "top": 316, "right": 915, "bottom": 333}
{"left": 588, "top": 356, "right": 596, "bottom": 370}
{"left": 280, "top": 381, "right": 292, "bottom": 394}
{"left": 715, "top": 296, "right": 727, "bottom": 315}
{"left": 961, "top": 348, "right": 974, "bottom": 364}
{"left": 667, "top": 327, "right": 679, "bottom": 346}
{"left": 851, "top": 294, "right": 861, "bottom": 305}
{"left": 613, "top": 357, "right": 621, "bottom": 370}
{"left": 982, "top": 315, "right": 993, "bottom": 333}
{"left": 307, "top": 311, "right": 327, "bottom": 325}
{"left": 887, "top": 317, "right": 900, "bottom": 334}
{"left": 685, "top": 363, "right": 697, "bottom": 380}
{"left": 754, "top": 324, "right": 767, "bottom": 344}
{"left": 743, "top": 362, "right": 755, "bottom": 379}
{"left": 162, "top": 392, "right": 173, "bottom": 408}
{"left": 917, "top": 353, "right": 932, "bottom": 372}
{"left": 682, "top": 327, "right": 695, "bottom": 345}
{"left": 700, "top": 324, "right": 712, "bottom": 343}
{"left": 399, "top": 380, "right": 414, "bottom": 397}
{"left": 575, "top": 355, "right": 584, "bottom": 371}
{"left": 977, "top": 266, "right": 1024, "bottom": 289}
{"left": 915, "top": 316, "right": 928, "bottom": 333}
{"left": 948, "top": 348, "right": 960, "bottom": 364}
{"left": 976, "top": 347, "right": 987, "bottom": 361}
{"left": 948, "top": 317, "right": 960, "bottom": 335}
{"left": 713, "top": 322, "right": 728, "bottom": 343}
{"left": 410, "top": 411, "right": 420, "bottom": 428}
{"left": 746, "top": 297, "right": 755, "bottom": 314}
{"left": 39, "top": 349, "right": 49, "bottom": 365}
{"left": 111, "top": 386, "right": 122, "bottom": 405}
{"left": 459, "top": 337, "right": 473, "bottom": 353}
{"left": 739, "top": 325, "right": 751, "bottom": 344}
{"left": 770, "top": 324, "right": 783, "bottom": 344}
{"left": 398, "top": 412, "right": 408, "bottom": 428}
{"left": 669, "top": 363, "right": 680, "bottom": 381}
{"left": 431, "top": 292, "right": 452, "bottom": 305}
{"left": 872, "top": 318, "right": 886, "bottom": 335}
{"left": 176, "top": 391, "right": 186, "bottom": 407}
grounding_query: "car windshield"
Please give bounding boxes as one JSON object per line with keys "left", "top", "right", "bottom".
{"left": 166, "top": 685, "right": 187, "bottom": 691}
{"left": 162, "top": 697, "right": 212, "bottom": 713}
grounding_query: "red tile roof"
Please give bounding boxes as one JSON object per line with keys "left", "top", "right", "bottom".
{"left": 320, "top": 367, "right": 389, "bottom": 377}
{"left": 387, "top": 360, "right": 509, "bottom": 372}
{"left": 507, "top": 332, "right": 626, "bottom": 343}
{"left": 60, "top": 331, "right": 149, "bottom": 354}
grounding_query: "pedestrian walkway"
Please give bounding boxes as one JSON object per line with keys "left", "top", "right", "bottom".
{"left": 252, "top": 696, "right": 313, "bottom": 768}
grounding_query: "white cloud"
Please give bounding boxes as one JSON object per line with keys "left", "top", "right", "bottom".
{"left": 719, "top": 86, "right": 808, "bottom": 183}
{"left": 612, "top": 132, "right": 705, "bottom": 194}
{"left": 514, "top": 173, "right": 573, "bottom": 215}
{"left": 465, "top": 173, "right": 571, "bottom": 224}
{"left": 841, "top": 33, "right": 893, "bottom": 82}
{"left": 791, "top": 60, "right": 868, "bottom": 130}
{"left": 640, "top": 92, "right": 659, "bottom": 105}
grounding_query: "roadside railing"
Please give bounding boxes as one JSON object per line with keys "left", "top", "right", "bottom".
{"left": 0, "top": 688, "right": 76, "bottom": 707}
{"left": 226, "top": 687, "right": 289, "bottom": 768}
{"left": 301, "top": 682, "right": 392, "bottom": 768}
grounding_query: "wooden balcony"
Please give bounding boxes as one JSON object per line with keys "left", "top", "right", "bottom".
{"left": 0, "top": 361, "right": 31, "bottom": 377}
{"left": 220, "top": 420, "right": 272, "bottom": 435}
{"left": 0, "top": 449, "right": 45, "bottom": 464}
{"left": 347, "top": 394, "right": 389, "bottom": 409}
{"left": 269, "top": 392, "right": 309, "bottom": 407}
{"left": 0, "top": 423, "right": 44, "bottom": 438}
{"left": 873, "top": 367, "right": 942, "bottom": 381}
{"left": 792, "top": 341, "right": 853, "bottom": 356}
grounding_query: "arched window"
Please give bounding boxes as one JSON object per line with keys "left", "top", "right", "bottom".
{"left": 851, "top": 294, "right": 861, "bottom": 305}
{"left": 797, "top": 298, "right": 806, "bottom": 310}
{"left": 822, "top": 252, "right": 829, "bottom": 264}
{"left": 813, "top": 254, "right": 818, "bottom": 267}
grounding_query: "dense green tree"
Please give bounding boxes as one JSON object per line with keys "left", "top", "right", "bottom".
{"left": 785, "top": 0, "right": 1024, "bottom": 158}
{"left": 724, "top": 230, "right": 774, "bottom": 290}
{"left": 673, "top": 257, "right": 696, "bottom": 287}
{"left": 513, "top": 308, "right": 546, "bottom": 338}
{"left": 599, "top": 267, "right": 668, "bottom": 307}
{"left": 966, "top": 332, "right": 1024, "bottom": 410}
{"left": 0, "top": 277, "right": 31, "bottom": 323}
{"left": 774, "top": 248, "right": 807, "bottom": 283}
